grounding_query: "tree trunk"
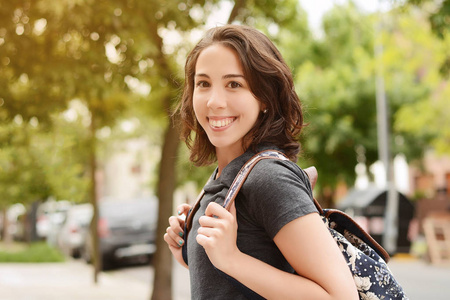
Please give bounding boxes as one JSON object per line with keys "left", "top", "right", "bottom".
{"left": 2, "top": 207, "right": 12, "bottom": 244}
{"left": 151, "top": 117, "right": 180, "bottom": 300}
{"left": 25, "top": 201, "right": 39, "bottom": 243}
{"left": 88, "top": 112, "right": 101, "bottom": 284}
{"left": 227, "top": 0, "right": 246, "bottom": 24}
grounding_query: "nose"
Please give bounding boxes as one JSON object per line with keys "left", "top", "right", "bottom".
{"left": 206, "top": 87, "right": 227, "bottom": 110}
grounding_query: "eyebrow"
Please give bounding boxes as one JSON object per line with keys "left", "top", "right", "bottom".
{"left": 195, "top": 73, "right": 245, "bottom": 80}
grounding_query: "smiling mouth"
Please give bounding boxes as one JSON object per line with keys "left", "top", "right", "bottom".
{"left": 208, "top": 117, "right": 236, "bottom": 128}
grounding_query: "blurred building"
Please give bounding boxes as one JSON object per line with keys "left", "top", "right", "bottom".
{"left": 98, "top": 137, "right": 159, "bottom": 201}
{"left": 410, "top": 149, "right": 450, "bottom": 198}
{"left": 409, "top": 149, "right": 450, "bottom": 231}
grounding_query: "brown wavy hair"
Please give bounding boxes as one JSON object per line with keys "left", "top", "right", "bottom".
{"left": 176, "top": 24, "right": 304, "bottom": 166}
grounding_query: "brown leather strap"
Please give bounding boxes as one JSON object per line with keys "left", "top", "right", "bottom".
{"left": 185, "top": 189, "right": 204, "bottom": 233}
{"left": 223, "top": 156, "right": 282, "bottom": 210}
{"left": 303, "top": 166, "right": 324, "bottom": 215}
{"left": 223, "top": 154, "right": 322, "bottom": 213}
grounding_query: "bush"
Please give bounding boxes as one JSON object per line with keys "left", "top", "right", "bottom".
{"left": 0, "top": 242, "right": 65, "bottom": 263}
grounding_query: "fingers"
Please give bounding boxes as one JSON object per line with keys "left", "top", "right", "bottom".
{"left": 164, "top": 203, "right": 191, "bottom": 250}
{"left": 197, "top": 202, "right": 235, "bottom": 239}
{"left": 166, "top": 202, "right": 236, "bottom": 252}
{"left": 165, "top": 225, "right": 185, "bottom": 248}
{"left": 196, "top": 202, "right": 240, "bottom": 270}
{"left": 204, "top": 202, "right": 230, "bottom": 219}
{"left": 196, "top": 221, "right": 221, "bottom": 249}
{"left": 164, "top": 232, "right": 181, "bottom": 249}
{"left": 169, "top": 215, "right": 184, "bottom": 234}
{"left": 196, "top": 225, "right": 217, "bottom": 239}
{"left": 196, "top": 231, "right": 211, "bottom": 247}
{"left": 164, "top": 232, "right": 189, "bottom": 269}
{"left": 176, "top": 204, "right": 191, "bottom": 217}
{"left": 229, "top": 201, "right": 236, "bottom": 218}
{"left": 165, "top": 215, "right": 185, "bottom": 248}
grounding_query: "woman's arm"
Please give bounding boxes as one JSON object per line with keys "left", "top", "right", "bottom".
{"left": 197, "top": 202, "right": 358, "bottom": 300}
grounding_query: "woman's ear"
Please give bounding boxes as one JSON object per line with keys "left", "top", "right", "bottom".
{"left": 261, "top": 104, "right": 268, "bottom": 114}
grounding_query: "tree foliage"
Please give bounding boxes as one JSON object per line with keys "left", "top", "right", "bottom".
{"left": 392, "top": 0, "right": 450, "bottom": 155}
{"left": 0, "top": 121, "right": 50, "bottom": 208}
{"left": 292, "top": 2, "right": 449, "bottom": 203}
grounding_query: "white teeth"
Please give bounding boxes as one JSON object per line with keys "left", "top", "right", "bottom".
{"left": 209, "top": 117, "right": 235, "bottom": 128}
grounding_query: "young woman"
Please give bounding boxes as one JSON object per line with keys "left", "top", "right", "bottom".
{"left": 164, "top": 24, "right": 358, "bottom": 300}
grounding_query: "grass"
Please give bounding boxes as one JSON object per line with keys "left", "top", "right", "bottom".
{"left": 0, "top": 241, "right": 65, "bottom": 263}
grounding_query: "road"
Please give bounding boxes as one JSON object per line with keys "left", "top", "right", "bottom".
{"left": 0, "top": 256, "right": 449, "bottom": 299}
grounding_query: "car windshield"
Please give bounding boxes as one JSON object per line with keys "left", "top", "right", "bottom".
{"left": 72, "top": 210, "right": 92, "bottom": 224}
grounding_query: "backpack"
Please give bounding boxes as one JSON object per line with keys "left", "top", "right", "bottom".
{"left": 183, "top": 150, "right": 408, "bottom": 300}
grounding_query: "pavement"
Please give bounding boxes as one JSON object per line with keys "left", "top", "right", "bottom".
{"left": 0, "top": 259, "right": 190, "bottom": 300}
{"left": 0, "top": 256, "right": 449, "bottom": 300}
{"left": 387, "top": 256, "right": 450, "bottom": 300}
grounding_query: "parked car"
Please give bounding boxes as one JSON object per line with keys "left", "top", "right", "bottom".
{"left": 6, "top": 203, "right": 26, "bottom": 241}
{"left": 36, "top": 200, "right": 72, "bottom": 241}
{"left": 57, "top": 203, "right": 93, "bottom": 258}
{"left": 82, "top": 197, "right": 158, "bottom": 270}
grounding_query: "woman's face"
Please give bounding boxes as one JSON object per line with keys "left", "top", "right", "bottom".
{"left": 193, "top": 44, "right": 262, "bottom": 158}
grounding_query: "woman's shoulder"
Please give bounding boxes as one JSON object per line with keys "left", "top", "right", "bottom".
{"left": 238, "top": 156, "right": 317, "bottom": 238}
{"left": 249, "top": 157, "right": 307, "bottom": 181}
{"left": 242, "top": 157, "right": 312, "bottom": 196}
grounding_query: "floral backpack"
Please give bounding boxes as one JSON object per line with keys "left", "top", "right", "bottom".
{"left": 183, "top": 150, "right": 408, "bottom": 300}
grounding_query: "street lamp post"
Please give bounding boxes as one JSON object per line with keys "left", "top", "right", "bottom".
{"left": 375, "top": 9, "right": 399, "bottom": 255}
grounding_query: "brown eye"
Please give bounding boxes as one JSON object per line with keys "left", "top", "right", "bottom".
{"left": 227, "top": 81, "right": 242, "bottom": 88}
{"left": 196, "top": 81, "right": 210, "bottom": 88}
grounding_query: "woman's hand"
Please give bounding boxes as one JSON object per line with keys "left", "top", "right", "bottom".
{"left": 196, "top": 201, "right": 240, "bottom": 271}
{"left": 164, "top": 203, "right": 191, "bottom": 268}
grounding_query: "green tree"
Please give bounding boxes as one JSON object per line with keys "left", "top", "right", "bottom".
{"left": 294, "top": 2, "right": 381, "bottom": 204}
{"left": 1, "top": 0, "right": 131, "bottom": 280}
{"left": 401, "top": 0, "right": 450, "bottom": 38}
{"left": 393, "top": 0, "right": 450, "bottom": 75}
{"left": 0, "top": 119, "right": 53, "bottom": 243}
{"left": 0, "top": 1, "right": 70, "bottom": 124}
{"left": 393, "top": 0, "right": 450, "bottom": 154}
{"left": 35, "top": 107, "right": 91, "bottom": 203}
{"left": 292, "top": 2, "right": 447, "bottom": 205}
{"left": 0, "top": 121, "right": 50, "bottom": 208}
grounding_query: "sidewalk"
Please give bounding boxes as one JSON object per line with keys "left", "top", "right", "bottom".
{"left": 0, "top": 256, "right": 449, "bottom": 299}
{"left": 388, "top": 255, "right": 450, "bottom": 300}
{"left": 0, "top": 258, "right": 191, "bottom": 300}
{"left": 0, "top": 261, "right": 149, "bottom": 300}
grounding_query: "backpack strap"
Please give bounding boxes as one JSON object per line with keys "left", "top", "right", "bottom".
{"left": 223, "top": 150, "right": 324, "bottom": 214}
{"left": 185, "top": 189, "right": 204, "bottom": 235}
{"left": 223, "top": 150, "right": 288, "bottom": 210}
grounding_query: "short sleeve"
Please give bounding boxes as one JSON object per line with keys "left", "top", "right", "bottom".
{"left": 240, "top": 159, "right": 318, "bottom": 239}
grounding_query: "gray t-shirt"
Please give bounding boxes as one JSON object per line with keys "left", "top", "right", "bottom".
{"left": 187, "top": 146, "right": 318, "bottom": 299}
